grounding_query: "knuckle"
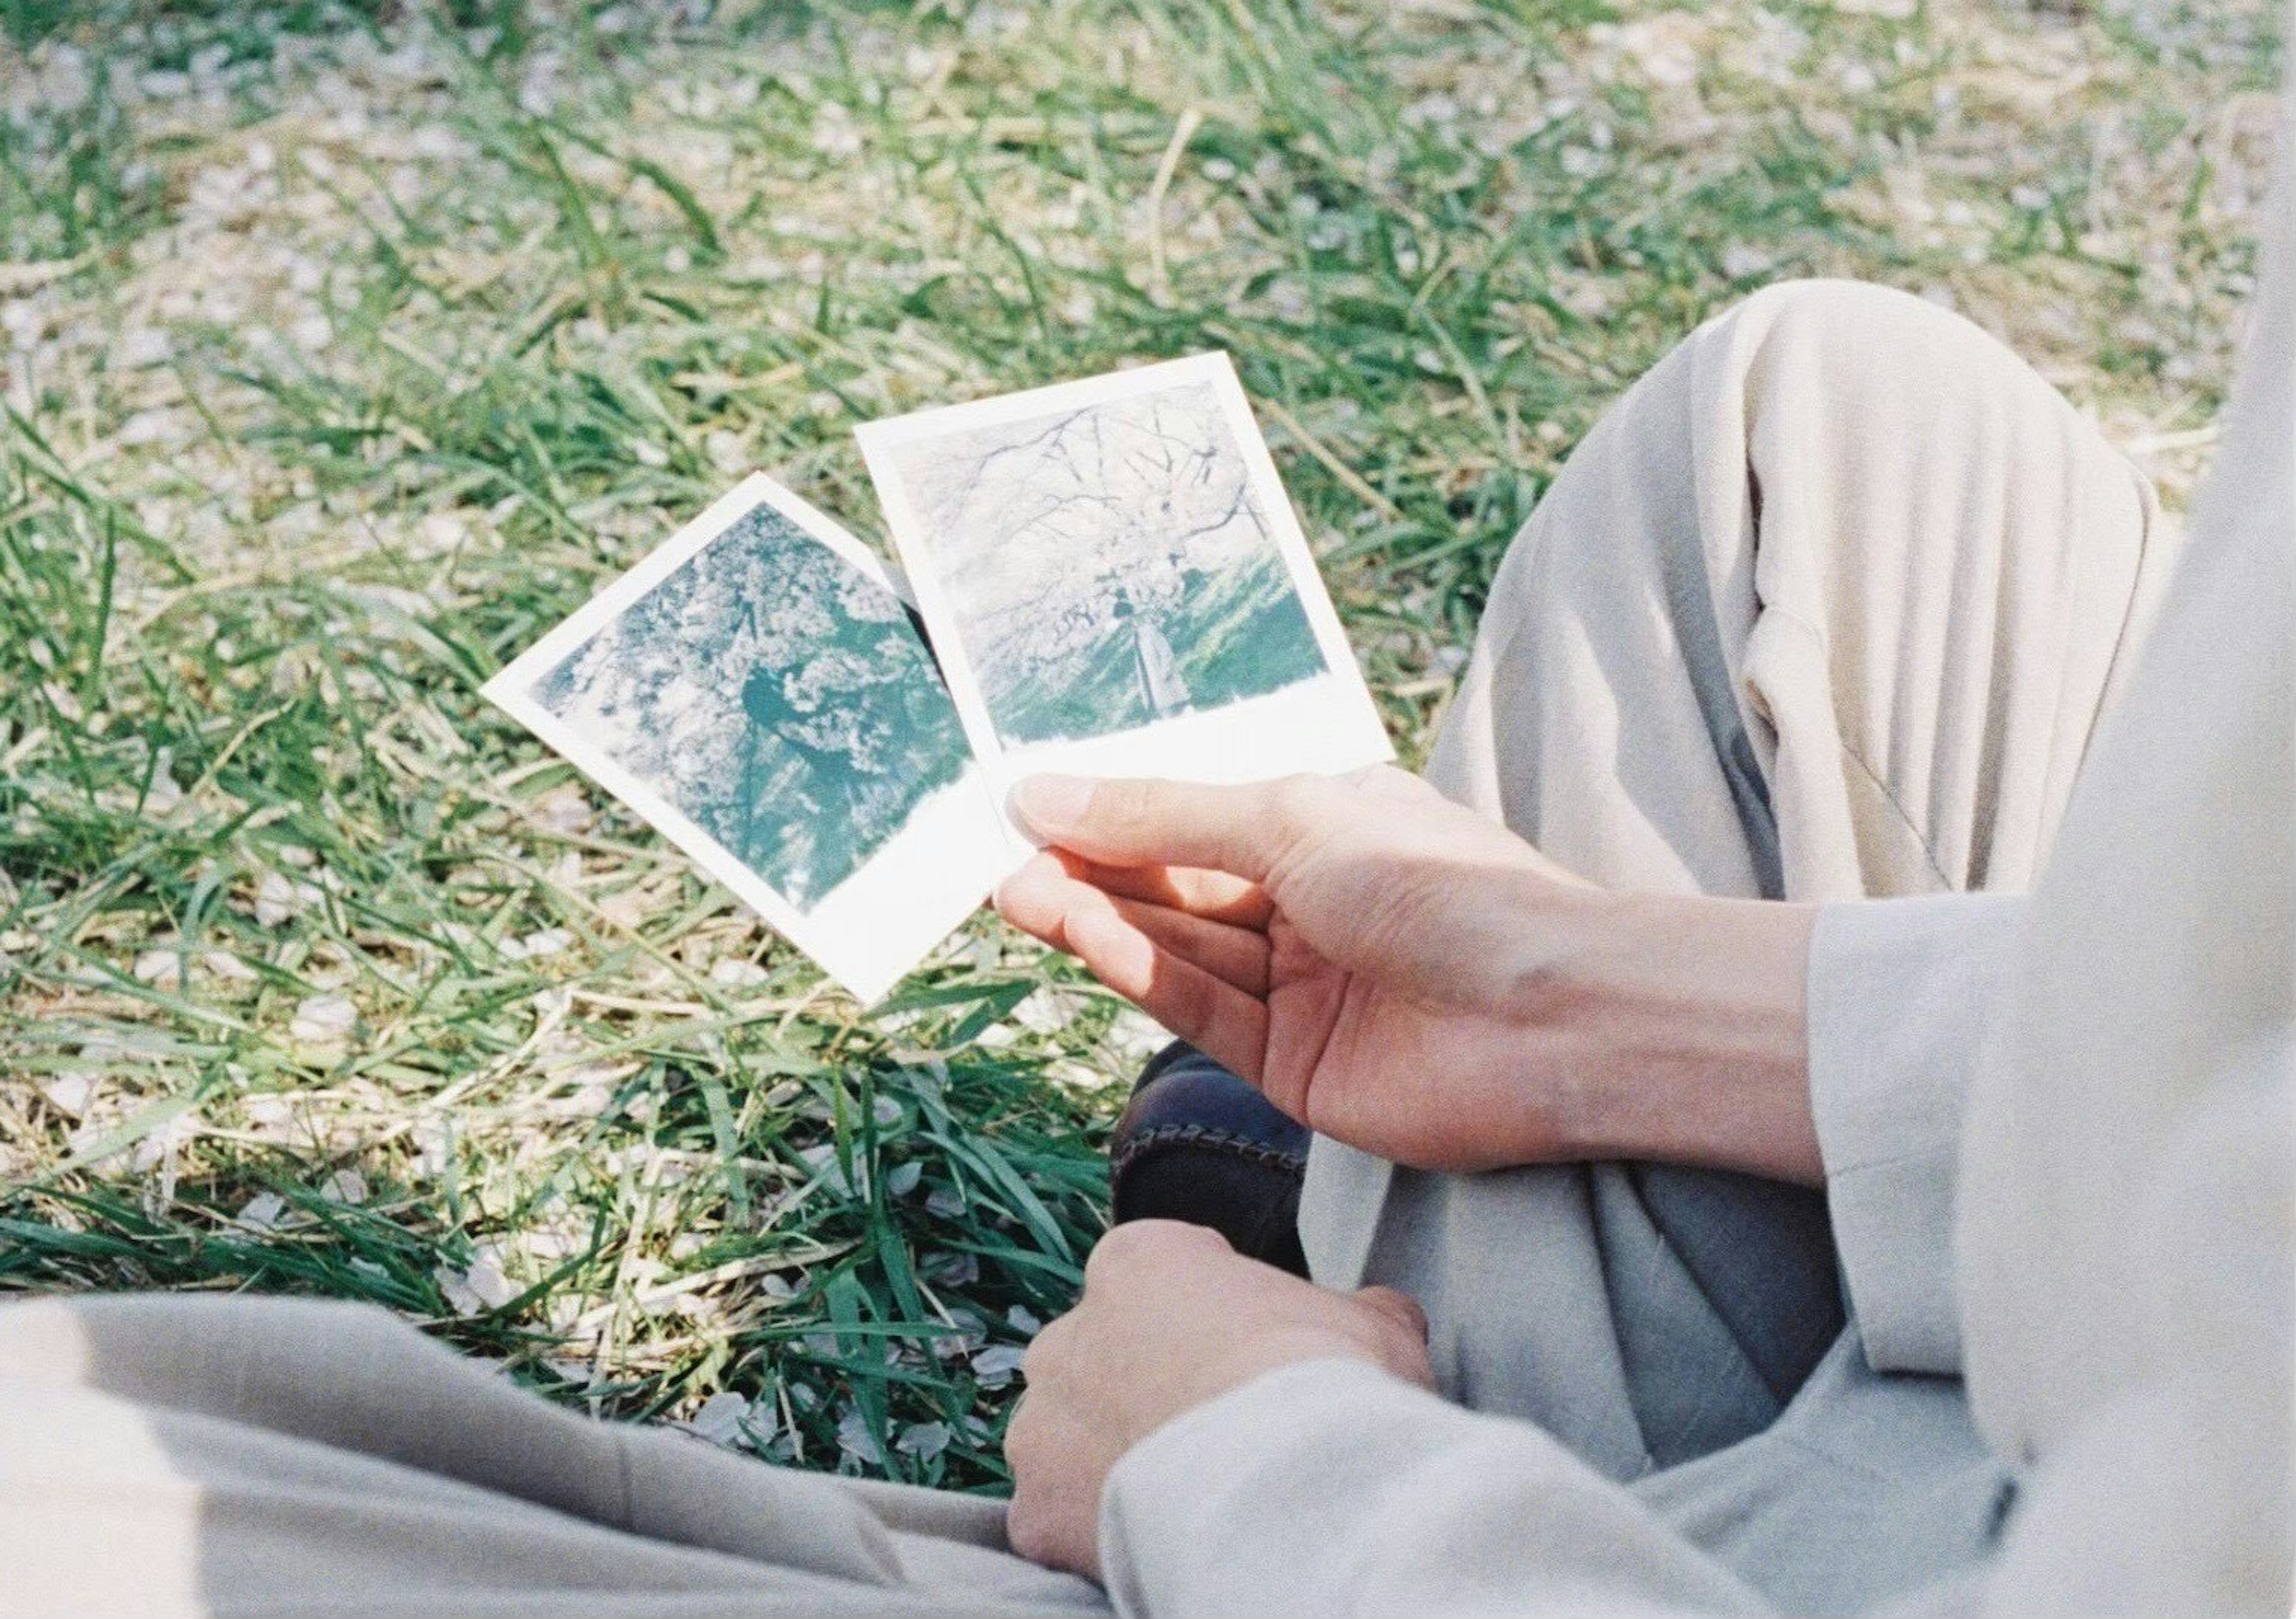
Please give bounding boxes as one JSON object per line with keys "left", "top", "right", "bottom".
{"left": 1082, "top": 1226, "right": 1136, "bottom": 1286}
{"left": 1261, "top": 775, "right": 1341, "bottom": 871}
{"left": 1176, "top": 1219, "right": 1235, "bottom": 1254}
{"left": 1266, "top": 774, "right": 1324, "bottom": 829}
{"left": 1085, "top": 1218, "right": 1221, "bottom": 1285}
{"left": 1095, "top": 1217, "right": 1160, "bottom": 1258}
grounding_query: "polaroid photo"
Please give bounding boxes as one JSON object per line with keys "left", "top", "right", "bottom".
{"left": 481, "top": 474, "right": 1009, "bottom": 1004}
{"left": 856, "top": 352, "right": 1393, "bottom": 844}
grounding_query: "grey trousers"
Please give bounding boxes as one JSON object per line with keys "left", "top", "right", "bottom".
{"left": 1303, "top": 279, "right": 2157, "bottom": 1614}
{"left": 0, "top": 282, "right": 2155, "bottom": 1618}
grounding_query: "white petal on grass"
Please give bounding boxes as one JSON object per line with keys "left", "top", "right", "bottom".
{"left": 810, "top": 105, "right": 862, "bottom": 158}
{"left": 1103, "top": 1007, "right": 1171, "bottom": 1065}
{"left": 709, "top": 958, "right": 768, "bottom": 986}
{"left": 516, "top": 927, "right": 572, "bottom": 961}
{"left": 132, "top": 949, "right": 184, "bottom": 988}
{"left": 436, "top": 1242, "right": 518, "bottom": 1315}
{"left": 884, "top": 1160, "right": 923, "bottom": 1199}
{"left": 796, "top": 1142, "right": 865, "bottom": 1198}
{"left": 417, "top": 511, "right": 469, "bottom": 554}
{"left": 1010, "top": 987, "right": 1074, "bottom": 1035}
{"left": 835, "top": 1406, "right": 885, "bottom": 1465}
{"left": 202, "top": 949, "right": 258, "bottom": 982}
{"left": 1045, "top": 1058, "right": 1105, "bottom": 1092}
{"left": 896, "top": 1421, "right": 951, "bottom": 1459}
{"left": 234, "top": 1191, "right": 287, "bottom": 1230}
{"left": 38, "top": 1074, "right": 97, "bottom": 1119}
{"left": 1617, "top": 16, "right": 1702, "bottom": 88}
{"left": 679, "top": 1390, "right": 752, "bottom": 1446}
{"left": 117, "top": 408, "right": 185, "bottom": 448}
{"left": 127, "top": 1110, "right": 197, "bottom": 1173}
{"left": 924, "top": 1185, "right": 966, "bottom": 1220}
{"left": 320, "top": 1167, "right": 367, "bottom": 1205}
{"left": 290, "top": 993, "right": 356, "bottom": 1042}
{"left": 254, "top": 870, "right": 319, "bottom": 926}
{"left": 1006, "top": 1304, "right": 1042, "bottom": 1337}
{"left": 704, "top": 430, "right": 745, "bottom": 474}
{"left": 970, "top": 1345, "right": 1027, "bottom": 1386}
{"left": 239, "top": 1092, "right": 290, "bottom": 1138}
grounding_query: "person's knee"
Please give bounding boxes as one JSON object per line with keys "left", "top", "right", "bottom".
{"left": 1728, "top": 276, "right": 1953, "bottom": 345}
{"left": 1720, "top": 277, "right": 2047, "bottom": 419}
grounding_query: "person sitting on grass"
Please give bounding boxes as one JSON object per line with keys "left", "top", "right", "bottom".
{"left": 2, "top": 127, "right": 2287, "bottom": 1619}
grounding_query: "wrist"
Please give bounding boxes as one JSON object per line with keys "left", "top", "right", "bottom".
{"left": 1533, "top": 889, "right": 1822, "bottom": 1184}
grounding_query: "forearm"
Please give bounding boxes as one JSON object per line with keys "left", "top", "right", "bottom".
{"left": 1530, "top": 888, "right": 1822, "bottom": 1185}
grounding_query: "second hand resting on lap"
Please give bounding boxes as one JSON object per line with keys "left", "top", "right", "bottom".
{"left": 990, "top": 765, "right": 1827, "bottom": 1581}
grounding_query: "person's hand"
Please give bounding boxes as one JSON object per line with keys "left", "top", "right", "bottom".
{"left": 995, "top": 766, "right": 1821, "bottom": 1181}
{"left": 1004, "top": 1219, "right": 1433, "bottom": 1581}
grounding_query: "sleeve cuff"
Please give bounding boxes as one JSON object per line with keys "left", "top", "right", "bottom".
{"left": 1808, "top": 893, "right": 2026, "bottom": 1375}
{"left": 1100, "top": 1358, "right": 1766, "bottom": 1617}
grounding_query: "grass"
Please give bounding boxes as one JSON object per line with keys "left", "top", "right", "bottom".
{"left": 0, "top": 0, "right": 2280, "bottom": 1492}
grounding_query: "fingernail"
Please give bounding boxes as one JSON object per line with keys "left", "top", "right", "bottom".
{"left": 1007, "top": 775, "right": 1094, "bottom": 842}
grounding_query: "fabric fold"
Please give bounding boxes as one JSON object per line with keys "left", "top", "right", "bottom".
{"left": 1806, "top": 894, "right": 2026, "bottom": 1375}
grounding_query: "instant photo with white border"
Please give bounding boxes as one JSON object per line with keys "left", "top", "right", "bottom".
{"left": 857, "top": 352, "right": 1392, "bottom": 842}
{"left": 482, "top": 474, "right": 1008, "bottom": 1003}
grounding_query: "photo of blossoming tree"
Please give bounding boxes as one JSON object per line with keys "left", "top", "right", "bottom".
{"left": 530, "top": 501, "right": 971, "bottom": 911}
{"left": 883, "top": 378, "right": 1329, "bottom": 746}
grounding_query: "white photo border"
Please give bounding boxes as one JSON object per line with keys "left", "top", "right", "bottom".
{"left": 856, "top": 352, "right": 1393, "bottom": 844}
{"left": 480, "top": 473, "right": 1007, "bottom": 1003}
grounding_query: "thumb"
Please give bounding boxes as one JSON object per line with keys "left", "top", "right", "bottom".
{"left": 1007, "top": 774, "right": 1314, "bottom": 881}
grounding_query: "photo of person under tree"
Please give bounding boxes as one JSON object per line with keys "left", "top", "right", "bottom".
{"left": 881, "top": 378, "right": 1329, "bottom": 746}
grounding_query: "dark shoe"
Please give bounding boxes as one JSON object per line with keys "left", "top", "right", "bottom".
{"left": 1108, "top": 1041, "right": 1310, "bottom": 1276}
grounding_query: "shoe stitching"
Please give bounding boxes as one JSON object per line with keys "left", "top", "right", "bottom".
{"left": 1109, "top": 1122, "right": 1308, "bottom": 1181}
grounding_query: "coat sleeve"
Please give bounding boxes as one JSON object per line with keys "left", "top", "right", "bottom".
{"left": 1098, "top": 1358, "right": 1772, "bottom": 1618}
{"left": 1805, "top": 892, "right": 2027, "bottom": 1376}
